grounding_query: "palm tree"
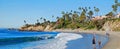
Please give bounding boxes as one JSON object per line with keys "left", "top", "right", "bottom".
{"left": 96, "top": 8, "right": 99, "bottom": 16}
{"left": 70, "top": 10, "right": 73, "bottom": 12}
{"left": 37, "top": 19, "right": 39, "bottom": 23}
{"left": 94, "top": 7, "right": 100, "bottom": 16}
{"left": 52, "top": 15, "right": 54, "bottom": 18}
{"left": 112, "top": 0, "right": 119, "bottom": 14}
{"left": 74, "top": 11, "right": 77, "bottom": 14}
{"left": 56, "top": 16, "right": 59, "bottom": 19}
{"left": 78, "top": 7, "right": 82, "bottom": 10}
{"left": 78, "top": 7, "right": 82, "bottom": 15}
{"left": 47, "top": 20, "right": 50, "bottom": 25}
{"left": 43, "top": 18, "right": 47, "bottom": 26}
{"left": 43, "top": 18, "right": 46, "bottom": 23}
{"left": 117, "top": 3, "right": 120, "bottom": 6}
{"left": 35, "top": 19, "right": 40, "bottom": 26}
{"left": 24, "top": 20, "right": 28, "bottom": 27}
{"left": 62, "top": 14, "right": 65, "bottom": 21}
{"left": 61, "top": 11, "right": 65, "bottom": 14}
{"left": 40, "top": 17, "right": 42, "bottom": 23}
{"left": 115, "top": 0, "right": 118, "bottom": 3}
{"left": 24, "top": 20, "right": 27, "bottom": 25}
{"left": 65, "top": 13, "right": 71, "bottom": 21}
{"left": 116, "top": 2, "right": 120, "bottom": 13}
{"left": 61, "top": 11, "right": 66, "bottom": 22}
{"left": 79, "top": 11, "right": 86, "bottom": 22}
{"left": 85, "top": 7, "right": 88, "bottom": 12}
{"left": 94, "top": 7, "right": 96, "bottom": 15}
{"left": 82, "top": 8, "right": 86, "bottom": 13}
{"left": 40, "top": 17, "right": 42, "bottom": 20}
{"left": 88, "top": 10, "right": 94, "bottom": 20}
{"left": 89, "top": 7, "right": 91, "bottom": 9}
{"left": 105, "top": 11, "right": 114, "bottom": 18}
{"left": 56, "top": 16, "right": 60, "bottom": 22}
{"left": 118, "top": 3, "right": 120, "bottom": 12}
{"left": 72, "top": 12, "right": 79, "bottom": 23}
{"left": 112, "top": 5, "right": 118, "bottom": 14}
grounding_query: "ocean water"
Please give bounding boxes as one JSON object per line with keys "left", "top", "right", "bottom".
{"left": 0, "top": 29, "right": 108, "bottom": 49}
{"left": 0, "top": 29, "right": 83, "bottom": 49}
{"left": 24, "top": 33, "right": 83, "bottom": 49}
{"left": 0, "top": 29, "right": 59, "bottom": 49}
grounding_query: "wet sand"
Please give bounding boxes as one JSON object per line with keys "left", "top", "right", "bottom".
{"left": 102, "top": 31, "right": 120, "bottom": 49}
{"left": 54, "top": 29, "right": 120, "bottom": 49}
{"left": 66, "top": 33, "right": 108, "bottom": 49}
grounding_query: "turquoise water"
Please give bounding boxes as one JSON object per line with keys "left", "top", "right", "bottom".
{"left": 0, "top": 28, "right": 58, "bottom": 49}
{"left": 0, "top": 29, "right": 108, "bottom": 49}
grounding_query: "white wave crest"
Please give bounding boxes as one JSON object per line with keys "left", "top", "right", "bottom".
{"left": 24, "top": 33, "right": 83, "bottom": 49}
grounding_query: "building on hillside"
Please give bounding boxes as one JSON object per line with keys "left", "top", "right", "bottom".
{"left": 92, "top": 13, "right": 120, "bottom": 21}
{"left": 115, "top": 13, "right": 120, "bottom": 18}
{"left": 92, "top": 16, "right": 107, "bottom": 20}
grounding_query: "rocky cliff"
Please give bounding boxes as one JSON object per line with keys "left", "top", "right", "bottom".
{"left": 19, "top": 25, "right": 45, "bottom": 31}
{"left": 19, "top": 25, "right": 54, "bottom": 31}
{"left": 103, "top": 19, "right": 120, "bottom": 31}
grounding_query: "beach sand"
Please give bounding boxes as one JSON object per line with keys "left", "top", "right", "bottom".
{"left": 54, "top": 29, "right": 120, "bottom": 49}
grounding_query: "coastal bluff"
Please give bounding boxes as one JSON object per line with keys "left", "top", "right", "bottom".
{"left": 103, "top": 19, "right": 120, "bottom": 31}
{"left": 19, "top": 25, "right": 53, "bottom": 31}
{"left": 19, "top": 19, "right": 120, "bottom": 32}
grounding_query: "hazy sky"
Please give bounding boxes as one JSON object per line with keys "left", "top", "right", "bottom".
{"left": 0, "top": 0, "right": 117, "bottom": 28}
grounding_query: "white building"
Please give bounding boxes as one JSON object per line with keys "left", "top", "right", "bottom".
{"left": 116, "top": 13, "right": 120, "bottom": 18}
{"left": 92, "top": 16, "right": 107, "bottom": 20}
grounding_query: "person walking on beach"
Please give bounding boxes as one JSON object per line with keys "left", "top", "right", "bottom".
{"left": 92, "top": 32, "right": 96, "bottom": 49}
{"left": 98, "top": 40, "right": 101, "bottom": 49}
{"left": 105, "top": 31, "right": 110, "bottom": 37}
{"left": 105, "top": 22, "right": 110, "bottom": 37}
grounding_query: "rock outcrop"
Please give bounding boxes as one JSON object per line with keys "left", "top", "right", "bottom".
{"left": 19, "top": 25, "right": 45, "bottom": 31}
{"left": 19, "top": 24, "right": 54, "bottom": 31}
{"left": 44, "top": 25, "right": 53, "bottom": 31}
{"left": 103, "top": 19, "right": 120, "bottom": 31}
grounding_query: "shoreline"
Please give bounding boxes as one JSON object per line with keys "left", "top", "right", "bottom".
{"left": 53, "top": 29, "right": 120, "bottom": 49}
{"left": 66, "top": 33, "right": 108, "bottom": 49}
{"left": 1, "top": 28, "right": 120, "bottom": 49}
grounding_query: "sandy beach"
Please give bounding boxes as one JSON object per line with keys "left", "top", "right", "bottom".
{"left": 54, "top": 29, "right": 120, "bottom": 49}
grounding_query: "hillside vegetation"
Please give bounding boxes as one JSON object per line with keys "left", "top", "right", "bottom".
{"left": 20, "top": 0, "right": 120, "bottom": 31}
{"left": 103, "top": 18, "right": 120, "bottom": 31}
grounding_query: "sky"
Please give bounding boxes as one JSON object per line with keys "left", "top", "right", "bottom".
{"left": 0, "top": 0, "right": 118, "bottom": 28}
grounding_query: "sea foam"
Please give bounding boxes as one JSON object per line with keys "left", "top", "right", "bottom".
{"left": 24, "top": 33, "right": 83, "bottom": 49}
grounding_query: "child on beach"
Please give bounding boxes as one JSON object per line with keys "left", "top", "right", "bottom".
{"left": 106, "top": 31, "right": 110, "bottom": 37}
{"left": 98, "top": 40, "right": 102, "bottom": 49}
